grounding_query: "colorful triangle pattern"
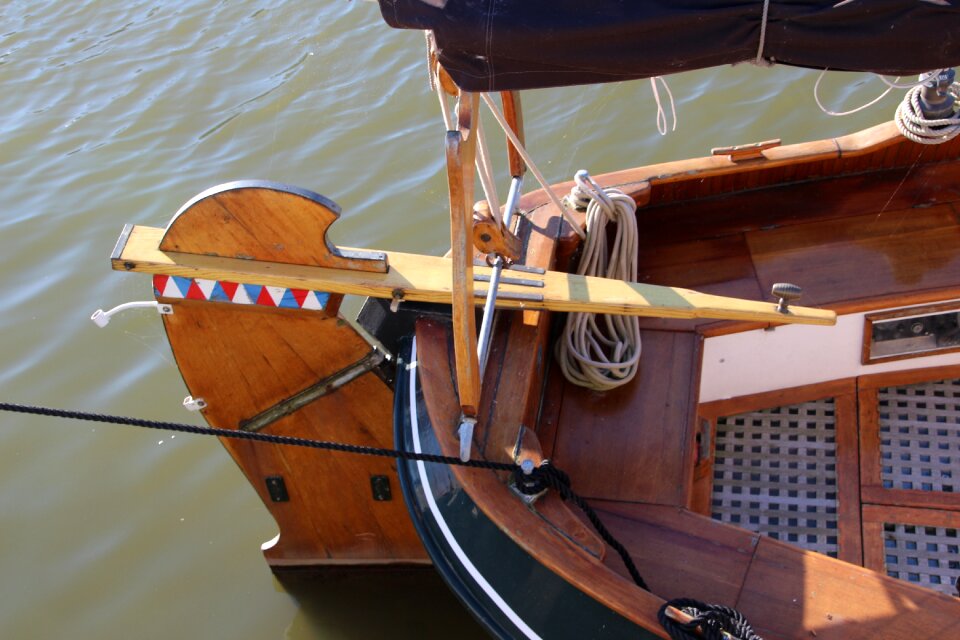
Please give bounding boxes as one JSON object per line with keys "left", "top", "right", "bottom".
{"left": 152, "top": 274, "right": 328, "bottom": 311}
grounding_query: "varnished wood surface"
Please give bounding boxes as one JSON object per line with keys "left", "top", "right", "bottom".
{"left": 474, "top": 197, "right": 566, "bottom": 466}
{"left": 551, "top": 329, "right": 702, "bottom": 504}
{"left": 160, "top": 298, "right": 426, "bottom": 566}
{"left": 833, "top": 392, "right": 863, "bottom": 565}
{"left": 500, "top": 90, "right": 526, "bottom": 177}
{"left": 599, "top": 131, "right": 960, "bottom": 335}
{"left": 414, "top": 317, "right": 671, "bottom": 638}
{"left": 161, "top": 181, "right": 388, "bottom": 272}
{"left": 447, "top": 91, "right": 481, "bottom": 416}
{"left": 407, "top": 123, "right": 960, "bottom": 637}
{"left": 738, "top": 536, "right": 960, "bottom": 640}
{"left": 747, "top": 204, "right": 960, "bottom": 308}
{"left": 593, "top": 502, "right": 760, "bottom": 605}
{"left": 593, "top": 502, "right": 960, "bottom": 640}
{"left": 116, "top": 224, "right": 836, "bottom": 325}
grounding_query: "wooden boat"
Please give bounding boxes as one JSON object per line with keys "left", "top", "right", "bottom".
{"left": 101, "top": 2, "right": 960, "bottom": 638}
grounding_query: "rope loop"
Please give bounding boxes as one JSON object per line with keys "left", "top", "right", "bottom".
{"left": 658, "top": 598, "right": 764, "bottom": 640}
{"left": 895, "top": 81, "right": 960, "bottom": 145}
{"left": 556, "top": 171, "right": 641, "bottom": 391}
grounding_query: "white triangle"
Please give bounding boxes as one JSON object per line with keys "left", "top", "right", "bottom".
{"left": 196, "top": 279, "right": 216, "bottom": 300}
{"left": 232, "top": 286, "right": 252, "bottom": 305}
{"left": 164, "top": 278, "right": 184, "bottom": 298}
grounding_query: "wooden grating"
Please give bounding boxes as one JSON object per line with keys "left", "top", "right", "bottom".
{"left": 878, "top": 378, "right": 960, "bottom": 494}
{"left": 882, "top": 521, "right": 959, "bottom": 597}
{"left": 711, "top": 399, "right": 840, "bottom": 557}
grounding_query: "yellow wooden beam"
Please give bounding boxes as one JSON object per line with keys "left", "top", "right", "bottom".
{"left": 113, "top": 224, "right": 836, "bottom": 326}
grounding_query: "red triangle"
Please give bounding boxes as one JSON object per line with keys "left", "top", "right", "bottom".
{"left": 186, "top": 280, "right": 206, "bottom": 300}
{"left": 219, "top": 281, "right": 239, "bottom": 299}
{"left": 291, "top": 288, "right": 308, "bottom": 307}
{"left": 153, "top": 275, "right": 169, "bottom": 295}
{"left": 256, "top": 287, "right": 276, "bottom": 306}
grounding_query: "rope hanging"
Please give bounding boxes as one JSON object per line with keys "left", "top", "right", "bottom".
{"left": 895, "top": 79, "right": 960, "bottom": 145}
{"left": 556, "top": 170, "right": 641, "bottom": 391}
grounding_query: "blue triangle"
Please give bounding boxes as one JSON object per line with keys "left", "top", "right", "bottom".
{"left": 172, "top": 276, "right": 193, "bottom": 296}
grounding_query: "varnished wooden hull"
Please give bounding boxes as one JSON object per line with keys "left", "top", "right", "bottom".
{"left": 120, "top": 122, "right": 959, "bottom": 637}
{"left": 395, "top": 337, "right": 657, "bottom": 639}
{"left": 407, "top": 123, "right": 960, "bottom": 638}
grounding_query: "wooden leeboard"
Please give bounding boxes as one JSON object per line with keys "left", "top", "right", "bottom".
{"left": 114, "top": 224, "right": 836, "bottom": 326}
{"left": 158, "top": 297, "right": 427, "bottom": 566}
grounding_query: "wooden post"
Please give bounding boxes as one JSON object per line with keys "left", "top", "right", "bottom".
{"left": 446, "top": 91, "right": 481, "bottom": 416}
{"left": 500, "top": 91, "right": 526, "bottom": 178}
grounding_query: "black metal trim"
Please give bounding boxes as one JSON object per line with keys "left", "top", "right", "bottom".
{"left": 110, "top": 224, "right": 134, "bottom": 261}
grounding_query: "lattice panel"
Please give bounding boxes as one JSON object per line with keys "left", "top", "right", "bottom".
{"left": 883, "top": 522, "right": 960, "bottom": 597}
{"left": 878, "top": 378, "right": 960, "bottom": 493}
{"left": 711, "top": 399, "right": 839, "bottom": 557}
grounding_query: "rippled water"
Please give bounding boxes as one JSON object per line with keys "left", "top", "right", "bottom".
{"left": 0, "top": 2, "right": 910, "bottom": 638}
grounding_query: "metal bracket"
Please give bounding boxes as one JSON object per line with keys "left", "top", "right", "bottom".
{"left": 370, "top": 475, "right": 392, "bottom": 501}
{"left": 510, "top": 459, "right": 548, "bottom": 505}
{"left": 182, "top": 395, "right": 207, "bottom": 411}
{"left": 458, "top": 416, "right": 477, "bottom": 462}
{"left": 239, "top": 348, "right": 386, "bottom": 432}
{"left": 265, "top": 475, "right": 289, "bottom": 502}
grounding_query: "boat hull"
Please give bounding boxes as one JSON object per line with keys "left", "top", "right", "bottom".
{"left": 395, "top": 336, "right": 661, "bottom": 640}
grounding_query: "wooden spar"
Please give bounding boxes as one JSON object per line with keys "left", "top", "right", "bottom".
{"left": 500, "top": 91, "right": 526, "bottom": 177}
{"left": 446, "top": 91, "right": 481, "bottom": 417}
{"left": 112, "top": 224, "right": 836, "bottom": 326}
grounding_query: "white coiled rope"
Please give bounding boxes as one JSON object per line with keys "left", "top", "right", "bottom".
{"left": 895, "top": 81, "right": 960, "bottom": 145}
{"left": 555, "top": 171, "right": 641, "bottom": 391}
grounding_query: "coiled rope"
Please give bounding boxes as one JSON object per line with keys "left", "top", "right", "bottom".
{"left": 556, "top": 170, "right": 641, "bottom": 391}
{"left": 895, "top": 80, "right": 960, "bottom": 145}
{"left": 658, "top": 598, "right": 763, "bottom": 640}
{"left": 813, "top": 68, "right": 960, "bottom": 146}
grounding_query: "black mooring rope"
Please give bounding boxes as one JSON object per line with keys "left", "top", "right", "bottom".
{"left": 0, "top": 401, "right": 763, "bottom": 638}
{"left": 658, "top": 598, "right": 763, "bottom": 640}
{"left": 0, "top": 402, "right": 514, "bottom": 472}
{"left": 515, "top": 463, "right": 650, "bottom": 591}
{"left": 2, "top": 401, "right": 650, "bottom": 587}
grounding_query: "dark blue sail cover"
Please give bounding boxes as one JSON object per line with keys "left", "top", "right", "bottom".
{"left": 378, "top": 0, "right": 960, "bottom": 91}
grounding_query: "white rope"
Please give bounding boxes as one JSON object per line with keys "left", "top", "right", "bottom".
{"left": 895, "top": 81, "right": 960, "bottom": 144}
{"left": 429, "top": 54, "right": 501, "bottom": 223}
{"left": 555, "top": 171, "right": 641, "bottom": 391}
{"left": 813, "top": 69, "right": 946, "bottom": 118}
{"left": 480, "top": 93, "right": 586, "bottom": 238}
{"left": 649, "top": 76, "right": 677, "bottom": 136}
{"left": 813, "top": 68, "right": 897, "bottom": 116}
{"left": 755, "top": 0, "right": 771, "bottom": 66}
{"left": 475, "top": 116, "right": 502, "bottom": 224}
{"left": 878, "top": 71, "right": 943, "bottom": 90}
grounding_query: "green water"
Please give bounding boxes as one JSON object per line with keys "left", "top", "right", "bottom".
{"left": 0, "top": 2, "right": 909, "bottom": 638}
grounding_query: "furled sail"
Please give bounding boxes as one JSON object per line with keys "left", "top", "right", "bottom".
{"left": 378, "top": 0, "right": 960, "bottom": 91}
